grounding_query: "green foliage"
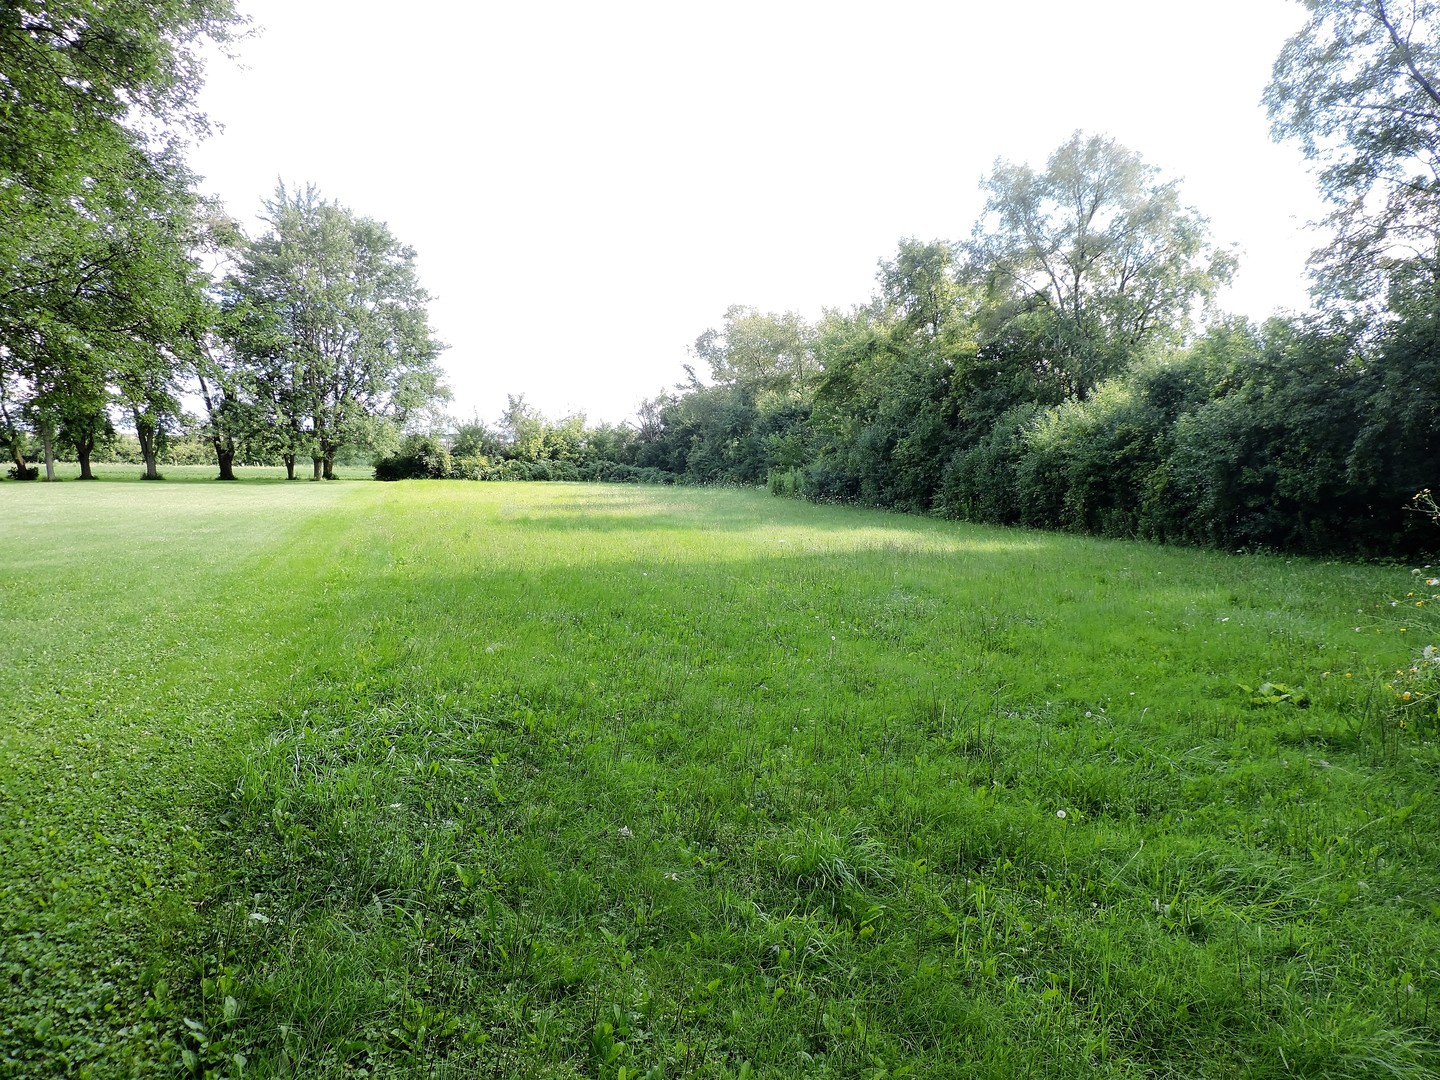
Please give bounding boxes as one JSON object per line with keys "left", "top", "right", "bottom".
{"left": 374, "top": 434, "right": 452, "bottom": 481}
{"left": 1, "top": 1, "right": 243, "bottom": 482}
{"left": 967, "top": 131, "right": 1234, "bottom": 401}
{"left": 1267, "top": 0, "right": 1440, "bottom": 299}
{"left": 220, "top": 183, "right": 449, "bottom": 479}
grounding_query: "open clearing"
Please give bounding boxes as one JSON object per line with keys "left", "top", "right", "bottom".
{"left": 1, "top": 481, "right": 1437, "bottom": 1078}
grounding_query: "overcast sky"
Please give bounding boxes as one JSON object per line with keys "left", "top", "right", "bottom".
{"left": 189, "top": 0, "right": 1328, "bottom": 427}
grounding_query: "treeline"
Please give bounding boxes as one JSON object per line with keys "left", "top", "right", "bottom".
{"left": 374, "top": 397, "right": 674, "bottom": 485}
{"left": 1, "top": 4, "right": 447, "bottom": 484}
{"left": 636, "top": 294, "right": 1435, "bottom": 557}
{"left": 616, "top": 0, "right": 1440, "bottom": 560}
{"left": 6, "top": 1, "right": 1437, "bottom": 561}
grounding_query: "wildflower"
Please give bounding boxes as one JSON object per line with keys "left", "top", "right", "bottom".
{"left": 1055, "top": 809, "right": 1067, "bottom": 820}
{"left": 617, "top": 825, "right": 633, "bottom": 839}
{"left": 1345, "top": 673, "right": 1353, "bottom": 679}
{"left": 1403, "top": 692, "right": 1413, "bottom": 701}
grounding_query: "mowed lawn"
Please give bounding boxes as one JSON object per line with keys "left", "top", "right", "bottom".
{"left": 1, "top": 480, "right": 1437, "bottom": 1078}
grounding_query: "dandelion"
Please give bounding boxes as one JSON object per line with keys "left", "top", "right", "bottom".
{"left": 1345, "top": 673, "right": 1353, "bottom": 678}
{"left": 1056, "top": 809, "right": 1067, "bottom": 820}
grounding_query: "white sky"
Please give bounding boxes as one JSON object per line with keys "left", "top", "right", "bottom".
{"left": 189, "top": 0, "right": 1328, "bottom": 427}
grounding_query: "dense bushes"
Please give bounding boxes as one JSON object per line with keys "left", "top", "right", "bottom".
{"left": 375, "top": 435, "right": 677, "bottom": 486}
{"left": 752, "top": 312, "right": 1438, "bottom": 559}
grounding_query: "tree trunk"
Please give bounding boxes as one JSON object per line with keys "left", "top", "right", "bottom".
{"left": 77, "top": 443, "right": 94, "bottom": 480}
{"left": 323, "top": 451, "right": 336, "bottom": 480}
{"left": 140, "top": 440, "right": 159, "bottom": 479}
{"left": 6, "top": 443, "right": 28, "bottom": 478}
{"left": 283, "top": 453, "right": 296, "bottom": 480}
{"left": 42, "top": 425, "right": 55, "bottom": 482}
{"left": 312, "top": 455, "right": 322, "bottom": 480}
{"left": 215, "top": 440, "right": 237, "bottom": 481}
{"left": 135, "top": 411, "right": 160, "bottom": 480}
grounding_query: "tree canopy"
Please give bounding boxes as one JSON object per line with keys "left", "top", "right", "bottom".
{"left": 967, "top": 132, "right": 1235, "bottom": 400}
{"left": 221, "top": 185, "right": 449, "bottom": 479}
{"left": 1267, "top": 0, "right": 1440, "bottom": 298}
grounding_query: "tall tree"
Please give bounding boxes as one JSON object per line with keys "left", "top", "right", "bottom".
{"left": 222, "top": 185, "right": 449, "bottom": 479}
{"left": 1267, "top": 0, "right": 1440, "bottom": 299}
{"left": 1, "top": 1, "right": 243, "bottom": 468}
{"left": 692, "top": 306, "right": 818, "bottom": 404}
{"left": 967, "top": 132, "right": 1235, "bottom": 400}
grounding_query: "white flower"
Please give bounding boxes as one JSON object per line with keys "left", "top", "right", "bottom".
{"left": 617, "top": 826, "right": 633, "bottom": 839}
{"left": 1055, "top": 809, "right": 1067, "bottom": 820}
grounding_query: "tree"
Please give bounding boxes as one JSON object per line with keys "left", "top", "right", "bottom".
{"left": 1267, "top": 0, "right": 1440, "bottom": 299}
{"left": 967, "top": 132, "right": 1235, "bottom": 400}
{"left": 692, "top": 306, "right": 818, "bottom": 404}
{"left": 1, "top": 1, "right": 242, "bottom": 474}
{"left": 222, "top": 185, "right": 449, "bottom": 479}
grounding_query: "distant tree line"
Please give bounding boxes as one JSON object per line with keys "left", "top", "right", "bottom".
{"left": 1, "top": 3, "right": 447, "bottom": 483}
{"left": 588, "top": 4, "right": 1440, "bottom": 559}
{"left": 6, "top": 0, "right": 1436, "bottom": 560}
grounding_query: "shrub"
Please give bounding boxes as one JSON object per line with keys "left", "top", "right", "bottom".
{"left": 767, "top": 467, "right": 805, "bottom": 499}
{"left": 373, "top": 435, "right": 451, "bottom": 480}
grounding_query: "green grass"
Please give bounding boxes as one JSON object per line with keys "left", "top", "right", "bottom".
{"left": 2, "top": 481, "right": 1437, "bottom": 1078}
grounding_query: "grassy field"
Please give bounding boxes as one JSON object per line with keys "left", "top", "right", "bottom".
{"left": 1, "top": 480, "right": 1437, "bottom": 1078}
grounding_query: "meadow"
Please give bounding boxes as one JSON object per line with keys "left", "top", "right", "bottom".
{"left": 1, "top": 479, "right": 1436, "bottom": 1078}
